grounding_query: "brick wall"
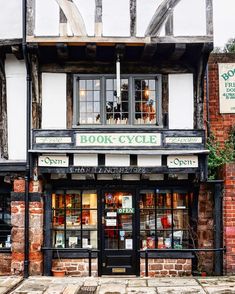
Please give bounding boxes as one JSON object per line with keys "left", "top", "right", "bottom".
{"left": 0, "top": 253, "right": 11, "bottom": 275}
{"left": 140, "top": 259, "right": 191, "bottom": 277}
{"left": 207, "top": 53, "right": 235, "bottom": 275}
{"left": 221, "top": 163, "right": 235, "bottom": 274}
{"left": 52, "top": 259, "right": 98, "bottom": 277}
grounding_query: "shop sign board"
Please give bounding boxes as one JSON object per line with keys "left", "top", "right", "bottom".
{"left": 218, "top": 63, "right": 235, "bottom": 113}
{"left": 167, "top": 155, "right": 198, "bottom": 168}
{"left": 76, "top": 133, "right": 161, "bottom": 147}
{"left": 165, "top": 137, "right": 202, "bottom": 144}
{"left": 117, "top": 208, "right": 135, "bottom": 214}
{"left": 36, "top": 137, "right": 72, "bottom": 144}
{"left": 38, "top": 155, "right": 69, "bottom": 167}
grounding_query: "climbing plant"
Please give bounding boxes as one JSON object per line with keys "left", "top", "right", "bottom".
{"left": 207, "top": 128, "right": 235, "bottom": 180}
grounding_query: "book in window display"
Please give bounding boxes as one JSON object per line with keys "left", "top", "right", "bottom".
{"left": 55, "top": 232, "right": 65, "bottom": 248}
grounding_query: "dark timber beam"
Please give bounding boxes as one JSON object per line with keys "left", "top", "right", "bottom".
{"left": 56, "top": 43, "right": 69, "bottom": 60}
{"left": 141, "top": 44, "right": 158, "bottom": 61}
{"left": 11, "top": 45, "right": 24, "bottom": 60}
{"left": 165, "top": 13, "right": 173, "bottom": 36}
{"left": 130, "top": 0, "right": 136, "bottom": 37}
{"left": 85, "top": 43, "right": 97, "bottom": 60}
{"left": 206, "top": 0, "right": 213, "bottom": 36}
{"left": 169, "top": 43, "right": 186, "bottom": 60}
{"left": 115, "top": 44, "right": 126, "bottom": 60}
{"left": 145, "top": 0, "right": 182, "bottom": 36}
{"left": 95, "top": 0, "right": 102, "bottom": 36}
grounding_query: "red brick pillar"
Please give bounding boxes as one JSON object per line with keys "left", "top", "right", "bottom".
{"left": 222, "top": 163, "right": 235, "bottom": 274}
{"left": 197, "top": 183, "right": 214, "bottom": 274}
{"left": 11, "top": 179, "right": 26, "bottom": 275}
{"left": 11, "top": 179, "right": 44, "bottom": 276}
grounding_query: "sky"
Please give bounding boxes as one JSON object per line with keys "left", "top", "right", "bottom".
{"left": 213, "top": 0, "right": 235, "bottom": 48}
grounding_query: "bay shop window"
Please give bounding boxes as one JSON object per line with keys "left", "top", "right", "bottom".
{"left": 140, "top": 189, "right": 193, "bottom": 250}
{"left": 73, "top": 75, "right": 161, "bottom": 126}
{"left": 52, "top": 190, "right": 98, "bottom": 249}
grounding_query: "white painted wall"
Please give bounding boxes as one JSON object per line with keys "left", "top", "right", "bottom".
{"left": 74, "top": 154, "right": 98, "bottom": 166}
{"left": 5, "top": 55, "right": 26, "bottom": 160}
{"left": 35, "top": 0, "right": 59, "bottom": 36}
{"left": 103, "top": 0, "right": 130, "bottom": 36}
{"left": 136, "top": 0, "right": 161, "bottom": 37}
{"left": 0, "top": 2, "right": 22, "bottom": 39}
{"left": 105, "top": 154, "right": 130, "bottom": 166}
{"left": 174, "top": 0, "right": 206, "bottom": 36}
{"left": 168, "top": 74, "right": 194, "bottom": 129}
{"left": 74, "top": 0, "right": 95, "bottom": 36}
{"left": 137, "top": 155, "right": 161, "bottom": 167}
{"left": 41, "top": 73, "right": 67, "bottom": 129}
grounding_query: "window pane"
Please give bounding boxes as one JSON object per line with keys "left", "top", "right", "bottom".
{"left": 83, "top": 231, "right": 97, "bottom": 249}
{"left": 78, "top": 79, "right": 101, "bottom": 125}
{"left": 106, "top": 79, "right": 113, "bottom": 90}
{"left": 0, "top": 194, "right": 11, "bottom": 248}
{"left": 66, "top": 231, "right": 81, "bottom": 248}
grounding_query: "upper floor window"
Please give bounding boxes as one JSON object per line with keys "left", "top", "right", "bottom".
{"left": 74, "top": 75, "right": 161, "bottom": 126}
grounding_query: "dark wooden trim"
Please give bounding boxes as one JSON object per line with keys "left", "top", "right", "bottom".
{"left": 11, "top": 192, "right": 42, "bottom": 202}
{"left": 145, "top": 0, "right": 182, "bottom": 36}
{"left": 206, "top": 0, "right": 213, "bottom": 36}
{"left": 38, "top": 166, "right": 200, "bottom": 175}
{"left": 11, "top": 45, "right": 23, "bottom": 60}
{"left": 0, "top": 162, "right": 26, "bottom": 172}
{"left": 67, "top": 74, "right": 73, "bottom": 129}
{"left": 130, "top": 0, "right": 136, "bottom": 37}
{"left": 141, "top": 44, "right": 158, "bottom": 61}
{"left": 56, "top": 43, "right": 69, "bottom": 61}
{"left": 140, "top": 252, "right": 194, "bottom": 259}
{"left": 165, "top": 13, "right": 173, "bottom": 36}
{"left": 169, "top": 44, "right": 186, "bottom": 60}
{"left": 85, "top": 43, "right": 97, "bottom": 60}
{"left": 0, "top": 39, "right": 22, "bottom": 46}
{"left": 95, "top": 0, "right": 102, "bottom": 23}
{"left": 27, "top": 0, "right": 34, "bottom": 36}
{"left": 31, "top": 54, "right": 41, "bottom": 129}
{"left": 0, "top": 53, "right": 8, "bottom": 159}
{"left": 43, "top": 187, "right": 53, "bottom": 276}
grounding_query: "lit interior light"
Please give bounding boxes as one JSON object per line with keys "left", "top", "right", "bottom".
{"left": 80, "top": 90, "right": 85, "bottom": 96}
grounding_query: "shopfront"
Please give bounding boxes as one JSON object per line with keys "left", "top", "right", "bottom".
{"left": 42, "top": 176, "right": 197, "bottom": 276}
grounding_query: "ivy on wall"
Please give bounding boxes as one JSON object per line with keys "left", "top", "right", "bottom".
{"left": 207, "top": 127, "right": 235, "bottom": 180}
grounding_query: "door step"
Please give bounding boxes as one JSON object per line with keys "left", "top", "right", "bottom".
{"left": 101, "top": 275, "right": 137, "bottom": 278}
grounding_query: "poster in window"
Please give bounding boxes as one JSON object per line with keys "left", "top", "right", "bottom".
{"left": 69, "top": 237, "right": 77, "bottom": 248}
{"left": 122, "top": 196, "right": 132, "bottom": 208}
{"left": 125, "top": 239, "right": 133, "bottom": 249}
{"left": 55, "top": 232, "right": 64, "bottom": 248}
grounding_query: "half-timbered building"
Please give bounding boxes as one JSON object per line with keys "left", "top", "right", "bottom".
{"left": 0, "top": 0, "right": 226, "bottom": 277}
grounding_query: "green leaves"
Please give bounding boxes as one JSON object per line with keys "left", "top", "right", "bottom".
{"left": 207, "top": 129, "right": 235, "bottom": 180}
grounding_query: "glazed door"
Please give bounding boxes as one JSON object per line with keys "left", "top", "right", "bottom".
{"left": 101, "top": 191, "right": 138, "bottom": 275}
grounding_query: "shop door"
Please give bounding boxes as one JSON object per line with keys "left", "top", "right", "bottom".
{"left": 101, "top": 191, "right": 138, "bottom": 275}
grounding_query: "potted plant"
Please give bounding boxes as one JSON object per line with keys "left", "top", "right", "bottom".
{"left": 51, "top": 250, "right": 66, "bottom": 277}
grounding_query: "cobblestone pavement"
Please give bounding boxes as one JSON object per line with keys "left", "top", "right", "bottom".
{"left": 1, "top": 276, "right": 235, "bottom": 294}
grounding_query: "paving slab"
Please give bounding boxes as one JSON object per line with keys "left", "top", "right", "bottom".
{"left": 127, "top": 286, "right": 156, "bottom": 294}
{"left": 0, "top": 287, "right": 8, "bottom": 294}
{"left": 83, "top": 278, "right": 99, "bottom": 287}
{"left": 99, "top": 278, "right": 127, "bottom": 285}
{"left": 127, "top": 279, "right": 147, "bottom": 287}
{"left": 63, "top": 284, "right": 81, "bottom": 294}
{"left": 197, "top": 277, "right": 235, "bottom": 286}
{"left": 148, "top": 278, "right": 199, "bottom": 287}
{"left": 13, "top": 281, "right": 50, "bottom": 292}
{"left": 203, "top": 286, "right": 235, "bottom": 294}
{"left": 98, "top": 283, "right": 126, "bottom": 294}
{"left": 43, "top": 284, "right": 67, "bottom": 294}
{"left": 1, "top": 277, "right": 23, "bottom": 287}
{"left": 156, "top": 286, "right": 206, "bottom": 294}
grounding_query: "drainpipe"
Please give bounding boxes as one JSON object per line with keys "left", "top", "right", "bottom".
{"left": 22, "top": 0, "right": 31, "bottom": 278}
{"left": 206, "top": 65, "right": 210, "bottom": 137}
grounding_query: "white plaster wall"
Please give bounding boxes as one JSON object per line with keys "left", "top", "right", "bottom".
{"left": 35, "top": 0, "right": 59, "bottom": 36}
{"left": 41, "top": 73, "right": 67, "bottom": 129}
{"left": 174, "top": 0, "right": 206, "bottom": 36}
{"left": 168, "top": 74, "right": 194, "bottom": 129}
{"left": 5, "top": 55, "right": 26, "bottom": 160}
{"left": 105, "top": 154, "right": 130, "bottom": 167}
{"left": 0, "top": 2, "right": 22, "bottom": 39}
{"left": 103, "top": 0, "right": 130, "bottom": 36}
{"left": 137, "top": 155, "right": 161, "bottom": 167}
{"left": 74, "top": 154, "right": 98, "bottom": 166}
{"left": 136, "top": 0, "right": 161, "bottom": 37}
{"left": 74, "top": 0, "right": 95, "bottom": 36}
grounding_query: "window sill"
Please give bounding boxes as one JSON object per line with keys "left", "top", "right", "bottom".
{"left": 140, "top": 251, "right": 194, "bottom": 259}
